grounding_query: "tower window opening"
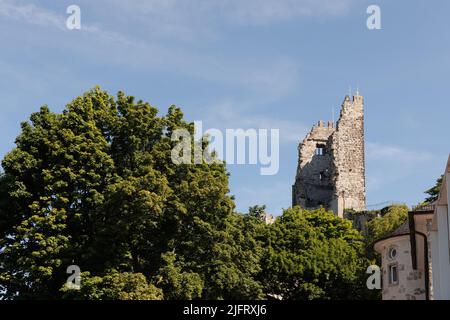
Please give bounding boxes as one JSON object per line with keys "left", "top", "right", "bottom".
{"left": 388, "top": 247, "right": 397, "bottom": 260}
{"left": 315, "top": 144, "right": 325, "bottom": 156}
{"left": 319, "top": 171, "right": 325, "bottom": 181}
{"left": 388, "top": 263, "right": 398, "bottom": 285}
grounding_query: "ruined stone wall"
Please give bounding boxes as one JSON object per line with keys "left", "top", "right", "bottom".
{"left": 292, "top": 94, "right": 366, "bottom": 217}
{"left": 292, "top": 121, "right": 335, "bottom": 209}
{"left": 330, "top": 94, "right": 366, "bottom": 216}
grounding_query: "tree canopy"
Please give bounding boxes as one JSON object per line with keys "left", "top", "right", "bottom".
{"left": 0, "top": 87, "right": 374, "bottom": 300}
{"left": 258, "top": 207, "right": 371, "bottom": 300}
{"left": 424, "top": 175, "right": 443, "bottom": 203}
{"left": 0, "top": 87, "right": 258, "bottom": 299}
{"left": 365, "top": 205, "right": 409, "bottom": 245}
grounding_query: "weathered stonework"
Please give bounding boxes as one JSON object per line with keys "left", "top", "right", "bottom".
{"left": 374, "top": 210, "right": 434, "bottom": 300}
{"left": 292, "top": 93, "right": 366, "bottom": 217}
{"left": 375, "top": 235, "right": 427, "bottom": 300}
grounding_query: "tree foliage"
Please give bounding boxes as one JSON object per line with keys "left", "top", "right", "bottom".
{"left": 61, "top": 271, "right": 163, "bottom": 300}
{"left": 0, "top": 87, "right": 249, "bottom": 299}
{"left": 366, "top": 205, "right": 409, "bottom": 246}
{"left": 424, "top": 175, "right": 443, "bottom": 203}
{"left": 258, "top": 207, "right": 371, "bottom": 300}
{"left": 0, "top": 87, "right": 375, "bottom": 300}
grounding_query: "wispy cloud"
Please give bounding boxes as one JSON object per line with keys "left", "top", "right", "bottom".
{"left": 366, "top": 142, "right": 433, "bottom": 163}
{"left": 0, "top": 0, "right": 65, "bottom": 29}
{"left": 0, "top": 0, "right": 130, "bottom": 45}
{"left": 0, "top": 0, "right": 301, "bottom": 100}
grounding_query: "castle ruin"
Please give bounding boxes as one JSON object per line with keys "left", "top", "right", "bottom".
{"left": 292, "top": 93, "right": 366, "bottom": 217}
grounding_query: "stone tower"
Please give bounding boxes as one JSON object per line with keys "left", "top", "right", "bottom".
{"left": 292, "top": 93, "right": 366, "bottom": 217}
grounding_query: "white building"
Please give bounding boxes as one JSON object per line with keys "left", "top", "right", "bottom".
{"left": 374, "top": 209, "right": 433, "bottom": 300}
{"left": 430, "top": 155, "right": 450, "bottom": 300}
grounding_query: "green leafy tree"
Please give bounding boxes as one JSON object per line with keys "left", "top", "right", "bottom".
{"left": 424, "top": 175, "right": 443, "bottom": 203}
{"left": 207, "top": 212, "right": 265, "bottom": 300}
{"left": 248, "top": 205, "right": 267, "bottom": 220}
{"left": 153, "top": 252, "right": 203, "bottom": 300}
{"left": 0, "top": 87, "right": 381, "bottom": 300}
{"left": 61, "top": 271, "right": 163, "bottom": 300}
{"left": 0, "top": 87, "right": 256, "bottom": 300}
{"left": 366, "top": 205, "right": 409, "bottom": 246}
{"left": 258, "top": 206, "right": 371, "bottom": 300}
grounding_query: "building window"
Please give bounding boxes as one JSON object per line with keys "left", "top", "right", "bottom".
{"left": 319, "top": 171, "right": 324, "bottom": 181}
{"left": 388, "top": 247, "right": 397, "bottom": 260}
{"left": 315, "top": 144, "right": 325, "bottom": 156}
{"left": 388, "top": 264, "right": 399, "bottom": 285}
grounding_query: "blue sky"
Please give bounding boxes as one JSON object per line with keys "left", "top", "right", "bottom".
{"left": 0, "top": 0, "right": 449, "bottom": 215}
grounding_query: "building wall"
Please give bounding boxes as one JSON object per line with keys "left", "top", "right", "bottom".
{"left": 331, "top": 94, "right": 366, "bottom": 216}
{"left": 292, "top": 94, "right": 366, "bottom": 217}
{"left": 412, "top": 213, "right": 434, "bottom": 300}
{"left": 431, "top": 205, "right": 450, "bottom": 299}
{"left": 292, "top": 121, "right": 335, "bottom": 209}
{"left": 430, "top": 158, "right": 450, "bottom": 300}
{"left": 377, "top": 236, "right": 426, "bottom": 300}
